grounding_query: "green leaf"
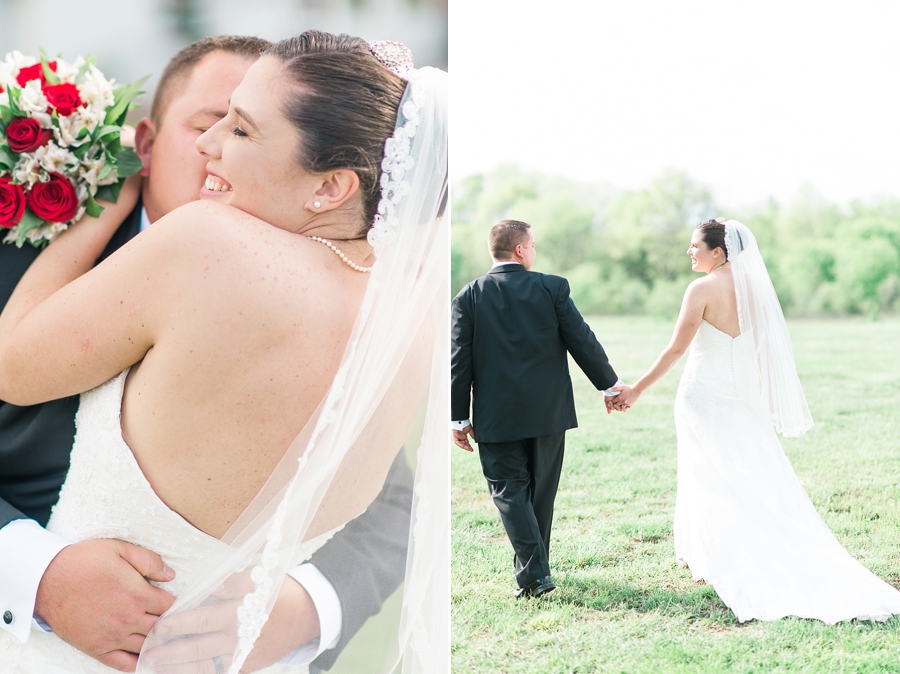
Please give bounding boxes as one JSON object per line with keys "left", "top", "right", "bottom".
{"left": 91, "top": 125, "right": 121, "bottom": 144}
{"left": 7, "top": 87, "right": 23, "bottom": 116}
{"left": 41, "top": 58, "right": 61, "bottom": 85}
{"left": 84, "top": 190, "right": 104, "bottom": 218}
{"left": 96, "top": 180, "right": 123, "bottom": 203}
{"left": 113, "top": 147, "right": 142, "bottom": 178}
{"left": 15, "top": 209, "right": 45, "bottom": 248}
{"left": 72, "top": 143, "right": 92, "bottom": 159}
{"left": 0, "top": 105, "right": 12, "bottom": 125}
{"left": 97, "top": 160, "right": 115, "bottom": 182}
{"left": 103, "top": 75, "right": 150, "bottom": 126}
{"left": 0, "top": 145, "right": 16, "bottom": 171}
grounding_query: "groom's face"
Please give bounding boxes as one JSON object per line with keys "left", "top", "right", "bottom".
{"left": 135, "top": 51, "right": 257, "bottom": 223}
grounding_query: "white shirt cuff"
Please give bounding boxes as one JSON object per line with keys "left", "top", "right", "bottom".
{"left": 0, "top": 519, "right": 72, "bottom": 643}
{"left": 451, "top": 419, "right": 471, "bottom": 431}
{"left": 278, "top": 563, "right": 342, "bottom": 666}
{"left": 603, "top": 379, "right": 625, "bottom": 397}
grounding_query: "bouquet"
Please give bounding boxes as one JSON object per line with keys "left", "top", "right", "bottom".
{"left": 0, "top": 50, "right": 146, "bottom": 247}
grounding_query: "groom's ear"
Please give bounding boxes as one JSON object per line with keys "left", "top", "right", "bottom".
{"left": 311, "top": 169, "right": 361, "bottom": 212}
{"left": 134, "top": 118, "right": 156, "bottom": 177}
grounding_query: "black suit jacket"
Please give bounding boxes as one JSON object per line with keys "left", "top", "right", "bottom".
{"left": 451, "top": 264, "right": 617, "bottom": 444}
{"left": 0, "top": 202, "right": 412, "bottom": 668}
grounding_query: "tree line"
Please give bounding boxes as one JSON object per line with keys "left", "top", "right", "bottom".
{"left": 451, "top": 166, "right": 900, "bottom": 318}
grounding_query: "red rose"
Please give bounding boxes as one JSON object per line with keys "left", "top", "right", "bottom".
{"left": 0, "top": 176, "right": 26, "bottom": 229}
{"left": 43, "top": 82, "right": 83, "bottom": 117}
{"left": 26, "top": 173, "right": 79, "bottom": 223}
{"left": 6, "top": 117, "right": 53, "bottom": 153}
{"left": 15, "top": 61, "right": 57, "bottom": 87}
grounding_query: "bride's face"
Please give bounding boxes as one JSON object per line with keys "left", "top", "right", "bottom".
{"left": 195, "top": 56, "right": 322, "bottom": 232}
{"left": 687, "top": 229, "right": 721, "bottom": 274}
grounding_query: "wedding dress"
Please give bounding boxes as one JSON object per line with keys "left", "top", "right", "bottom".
{"left": 673, "top": 318, "right": 900, "bottom": 623}
{"left": 5, "top": 370, "right": 342, "bottom": 673}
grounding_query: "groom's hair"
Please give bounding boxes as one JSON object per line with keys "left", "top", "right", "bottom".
{"left": 489, "top": 220, "right": 532, "bottom": 259}
{"left": 151, "top": 35, "right": 272, "bottom": 125}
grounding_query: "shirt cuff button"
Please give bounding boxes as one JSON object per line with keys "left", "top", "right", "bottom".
{"left": 2, "top": 610, "right": 13, "bottom": 625}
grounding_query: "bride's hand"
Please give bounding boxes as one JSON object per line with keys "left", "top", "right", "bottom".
{"left": 144, "top": 571, "right": 319, "bottom": 673}
{"left": 610, "top": 385, "right": 640, "bottom": 411}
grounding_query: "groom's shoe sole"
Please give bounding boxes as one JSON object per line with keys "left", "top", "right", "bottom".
{"left": 514, "top": 576, "right": 556, "bottom": 598}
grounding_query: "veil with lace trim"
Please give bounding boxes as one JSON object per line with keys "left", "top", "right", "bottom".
{"left": 137, "top": 65, "right": 448, "bottom": 674}
{"left": 724, "top": 219, "right": 813, "bottom": 438}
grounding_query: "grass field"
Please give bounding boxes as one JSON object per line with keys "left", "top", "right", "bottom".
{"left": 451, "top": 317, "right": 900, "bottom": 673}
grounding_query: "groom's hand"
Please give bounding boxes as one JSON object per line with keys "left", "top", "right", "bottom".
{"left": 35, "top": 539, "right": 176, "bottom": 672}
{"left": 452, "top": 424, "right": 474, "bottom": 452}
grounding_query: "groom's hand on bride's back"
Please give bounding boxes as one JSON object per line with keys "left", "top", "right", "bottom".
{"left": 35, "top": 538, "right": 176, "bottom": 672}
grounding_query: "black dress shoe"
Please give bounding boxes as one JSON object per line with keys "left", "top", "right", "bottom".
{"left": 514, "top": 575, "right": 556, "bottom": 598}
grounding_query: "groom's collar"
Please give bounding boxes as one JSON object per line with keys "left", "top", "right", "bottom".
{"left": 488, "top": 262, "right": 526, "bottom": 274}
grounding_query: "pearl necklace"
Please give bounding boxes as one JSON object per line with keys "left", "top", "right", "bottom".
{"left": 307, "top": 236, "right": 372, "bottom": 273}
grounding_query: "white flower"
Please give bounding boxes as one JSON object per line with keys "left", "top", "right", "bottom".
{"left": 0, "top": 59, "right": 15, "bottom": 91}
{"left": 18, "top": 79, "right": 49, "bottom": 115}
{"left": 55, "top": 114, "right": 88, "bottom": 147}
{"left": 79, "top": 65, "right": 115, "bottom": 110}
{"left": 54, "top": 57, "right": 80, "bottom": 83}
{"left": 35, "top": 143, "right": 79, "bottom": 175}
{"left": 6, "top": 50, "right": 37, "bottom": 71}
{"left": 0, "top": 90, "right": 8, "bottom": 107}
{"left": 80, "top": 153, "right": 117, "bottom": 187}
{"left": 12, "top": 153, "right": 45, "bottom": 188}
{"left": 78, "top": 105, "right": 104, "bottom": 133}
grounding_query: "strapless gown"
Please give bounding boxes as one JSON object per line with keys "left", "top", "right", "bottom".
{"left": 0, "top": 370, "right": 343, "bottom": 673}
{"left": 673, "top": 320, "right": 900, "bottom": 623}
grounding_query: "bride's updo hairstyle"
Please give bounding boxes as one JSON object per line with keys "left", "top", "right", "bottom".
{"left": 696, "top": 218, "right": 730, "bottom": 260}
{"left": 263, "top": 31, "right": 407, "bottom": 236}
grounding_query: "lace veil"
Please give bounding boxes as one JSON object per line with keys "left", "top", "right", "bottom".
{"left": 137, "top": 66, "right": 449, "bottom": 674}
{"left": 724, "top": 220, "right": 813, "bottom": 437}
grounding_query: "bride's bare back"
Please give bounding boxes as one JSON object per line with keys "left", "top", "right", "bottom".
{"left": 693, "top": 268, "right": 740, "bottom": 338}
{"left": 118, "top": 202, "right": 379, "bottom": 538}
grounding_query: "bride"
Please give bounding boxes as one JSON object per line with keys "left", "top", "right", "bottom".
{"left": 611, "top": 218, "right": 900, "bottom": 623}
{"left": 0, "top": 31, "right": 448, "bottom": 673}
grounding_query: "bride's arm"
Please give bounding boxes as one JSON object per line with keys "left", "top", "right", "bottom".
{"left": 0, "top": 193, "right": 208, "bottom": 406}
{"left": 615, "top": 279, "right": 708, "bottom": 408}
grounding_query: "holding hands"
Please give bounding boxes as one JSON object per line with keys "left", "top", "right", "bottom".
{"left": 605, "top": 385, "right": 641, "bottom": 414}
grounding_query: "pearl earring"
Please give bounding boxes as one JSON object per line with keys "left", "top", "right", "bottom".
{"left": 313, "top": 200, "right": 322, "bottom": 209}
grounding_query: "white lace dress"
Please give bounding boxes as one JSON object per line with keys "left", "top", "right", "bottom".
{"left": 673, "top": 320, "right": 900, "bottom": 623}
{"left": 2, "top": 370, "right": 343, "bottom": 673}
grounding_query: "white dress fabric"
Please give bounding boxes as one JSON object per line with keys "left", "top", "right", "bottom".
{"left": 6, "top": 370, "right": 342, "bottom": 673}
{"left": 673, "top": 319, "right": 900, "bottom": 623}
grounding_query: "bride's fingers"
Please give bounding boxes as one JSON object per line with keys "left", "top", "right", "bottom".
{"left": 153, "top": 601, "right": 239, "bottom": 637}
{"left": 152, "top": 654, "right": 234, "bottom": 674}
{"left": 142, "top": 630, "right": 232, "bottom": 667}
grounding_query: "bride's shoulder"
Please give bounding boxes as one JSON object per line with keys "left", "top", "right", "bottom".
{"left": 141, "top": 201, "right": 281, "bottom": 259}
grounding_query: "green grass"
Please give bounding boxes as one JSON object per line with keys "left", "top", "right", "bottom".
{"left": 452, "top": 317, "right": 900, "bottom": 673}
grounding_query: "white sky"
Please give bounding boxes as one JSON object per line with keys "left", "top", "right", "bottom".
{"left": 450, "top": 0, "right": 900, "bottom": 207}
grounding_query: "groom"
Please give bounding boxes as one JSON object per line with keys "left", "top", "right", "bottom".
{"left": 0, "top": 36, "right": 412, "bottom": 672}
{"left": 451, "top": 219, "right": 620, "bottom": 597}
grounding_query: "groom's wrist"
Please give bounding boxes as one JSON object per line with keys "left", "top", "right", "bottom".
{"left": 0, "top": 519, "right": 72, "bottom": 643}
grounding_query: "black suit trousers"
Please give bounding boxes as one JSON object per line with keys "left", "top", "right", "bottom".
{"left": 478, "top": 432, "right": 565, "bottom": 587}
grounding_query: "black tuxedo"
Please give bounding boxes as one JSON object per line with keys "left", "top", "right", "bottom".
{"left": 0, "top": 202, "right": 411, "bottom": 670}
{"left": 451, "top": 263, "right": 617, "bottom": 587}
